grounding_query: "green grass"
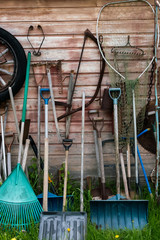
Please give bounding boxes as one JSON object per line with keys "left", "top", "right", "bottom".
{"left": 1, "top": 186, "right": 160, "bottom": 239}
{"left": 0, "top": 197, "right": 160, "bottom": 240}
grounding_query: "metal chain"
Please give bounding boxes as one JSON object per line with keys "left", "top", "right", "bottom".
{"left": 146, "top": 58, "right": 155, "bottom": 113}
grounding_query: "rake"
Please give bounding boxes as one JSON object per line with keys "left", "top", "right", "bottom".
{"left": 0, "top": 52, "right": 42, "bottom": 230}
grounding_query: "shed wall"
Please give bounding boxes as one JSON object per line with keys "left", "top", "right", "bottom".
{"left": 0, "top": 0, "right": 158, "bottom": 183}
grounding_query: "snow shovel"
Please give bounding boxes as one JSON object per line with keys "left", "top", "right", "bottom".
{"left": 90, "top": 87, "right": 149, "bottom": 230}
{"left": 38, "top": 138, "right": 87, "bottom": 240}
{"left": 38, "top": 99, "right": 87, "bottom": 240}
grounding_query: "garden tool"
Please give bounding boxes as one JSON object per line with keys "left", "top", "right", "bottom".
{"left": 9, "top": 87, "right": 21, "bottom": 144}
{"left": 92, "top": 116, "right": 107, "bottom": 200}
{"left": 5, "top": 133, "right": 14, "bottom": 176}
{"left": 40, "top": 88, "right": 51, "bottom": 211}
{"left": 119, "top": 149, "right": 130, "bottom": 199}
{"left": 154, "top": 2, "right": 159, "bottom": 198}
{"left": 39, "top": 138, "right": 87, "bottom": 240}
{"left": 0, "top": 105, "right": 8, "bottom": 181}
{"left": 65, "top": 70, "right": 75, "bottom": 139}
{"left": 127, "top": 142, "right": 131, "bottom": 194}
{"left": 62, "top": 138, "right": 73, "bottom": 211}
{"left": 80, "top": 91, "right": 85, "bottom": 212}
{"left": 109, "top": 87, "right": 121, "bottom": 199}
{"left": 1, "top": 115, "right": 7, "bottom": 180}
{"left": 88, "top": 110, "right": 100, "bottom": 184}
{"left": 29, "top": 135, "right": 57, "bottom": 195}
{"left": 47, "top": 66, "right": 61, "bottom": 143}
{"left": 0, "top": 52, "right": 42, "bottom": 230}
{"left": 22, "top": 138, "right": 30, "bottom": 171}
{"left": 132, "top": 87, "right": 140, "bottom": 195}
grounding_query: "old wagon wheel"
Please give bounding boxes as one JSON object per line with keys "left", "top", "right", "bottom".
{"left": 0, "top": 27, "right": 27, "bottom": 103}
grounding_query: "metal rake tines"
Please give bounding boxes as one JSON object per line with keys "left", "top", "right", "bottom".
{"left": 111, "top": 35, "right": 145, "bottom": 56}
{"left": 111, "top": 48, "right": 144, "bottom": 56}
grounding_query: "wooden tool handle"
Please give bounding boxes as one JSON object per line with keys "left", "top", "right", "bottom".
{"left": 43, "top": 138, "right": 48, "bottom": 211}
{"left": 119, "top": 150, "right": 130, "bottom": 199}
{"left": 22, "top": 139, "right": 30, "bottom": 171}
{"left": 63, "top": 150, "right": 69, "bottom": 212}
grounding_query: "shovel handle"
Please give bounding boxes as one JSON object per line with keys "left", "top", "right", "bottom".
{"left": 62, "top": 139, "right": 73, "bottom": 151}
{"left": 40, "top": 88, "right": 51, "bottom": 104}
{"left": 5, "top": 133, "right": 15, "bottom": 152}
{"left": 88, "top": 110, "right": 99, "bottom": 121}
{"left": 92, "top": 117, "right": 104, "bottom": 137}
{"left": 109, "top": 88, "right": 121, "bottom": 105}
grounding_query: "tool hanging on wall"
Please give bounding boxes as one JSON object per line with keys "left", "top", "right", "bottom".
{"left": 27, "top": 25, "right": 45, "bottom": 56}
{"left": 32, "top": 61, "right": 68, "bottom": 107}
{"left": 51, "top": 60, "right": 63, "bottom": 94}
{"left": 58, "top": 29, "right": 105, "bottom": 121}
{"left": 46, "top": 66, "right": 61, "bottom": 143}
{"left": 65, "top": 70, "right": 75, "bottom": 139}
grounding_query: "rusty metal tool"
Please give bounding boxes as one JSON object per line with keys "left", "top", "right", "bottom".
{"left": 92, "top": 116, "right": 106, "bottom": 200}
{"left": 46, "top": 66, "right": 61, "bottom": 143}
{"left": 27, "top": 25, "right": 45, "bottom": 56}
{"left": 88, "top": 110, "right": 100, "bottom": 183}
{"left": 5, "top": 133, "right": 15, "bottom": 176}
{"left": 65, "top": 70, "right": 75, "bottom": 139}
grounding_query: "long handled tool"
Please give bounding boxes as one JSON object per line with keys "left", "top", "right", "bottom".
{"left": 39, "top": 146, "right": 87, "bottom": 240}
{"left": 88, "top": 110, "right": 101, "bottom": 184}
{"left": 1, "top": 115, "right": 7, "bottom": 180}
{"left": 0, "top": 105, "right": 8, "bottom": 182}
{"left": 40, "top": 88, "right": 51, "bottom": 211}
{"left": 80, "top": 91, "right": 85, "bottom": 212}
{"left": 0, "top": 52, "right": 42, "bottom": 230}
{"left": 109, "top": 88, "right": 121, "bottom": 199}
{"left": 132, "top": 88, "right": 140, "bottom": 194}
{"left": 65, "top": 71, "right": 75, "bottom": 139}
{"left": 119, "top": 149, "right": 130, "bottom": 199}
{"left": 47, "top": 67, "right": 61, "bottom": 143}
{"left": 5, "top": 133, "right": 15, "bottom": 176}
{"left": 22, "top": 139, "right": 30, "bottom": 171}
{"left": 92, "top": 116, "right": 106, "bottom": 199}
{"left": 62, "top": 139, "right": 73, "bottom": 211}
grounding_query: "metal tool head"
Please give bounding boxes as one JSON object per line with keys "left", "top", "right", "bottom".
{"left": 111, "top": 36, "right": 145, "bottom": 56}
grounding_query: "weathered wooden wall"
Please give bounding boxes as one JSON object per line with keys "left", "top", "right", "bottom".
{"left": 0, "top": 0, "right": 159, "bottom": 183}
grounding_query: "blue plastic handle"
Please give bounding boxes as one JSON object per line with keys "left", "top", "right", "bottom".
{"left": 109, "top": 88, "right": 121, "bottom": 105}
{"left": 137, "top": 145, "right": 152, "bottom": 195}
{"left": 40, "top": 88, "right": 51, "bottom": 104}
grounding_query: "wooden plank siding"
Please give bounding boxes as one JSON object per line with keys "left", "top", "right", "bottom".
{"left": 0, "top": 0, "right": 159, "bottom": 184}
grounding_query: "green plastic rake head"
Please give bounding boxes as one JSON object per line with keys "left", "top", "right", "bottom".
{"left": 0, "top": 52, "right": 42, "bottom": 230}
{"left": 0, "top": 164, "right": 42, "bottom": 230}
